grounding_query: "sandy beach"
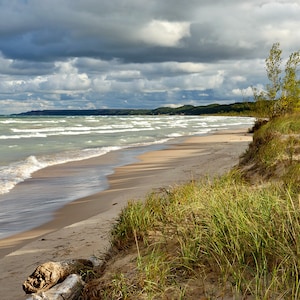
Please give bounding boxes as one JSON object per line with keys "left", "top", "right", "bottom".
{"left": 0, "top": 129, "right": 252, "bottom": 299}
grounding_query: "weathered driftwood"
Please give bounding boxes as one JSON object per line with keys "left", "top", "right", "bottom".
{"left": 23, "top": 259, "right": 93, "bottom": 294}
{"left": 26, "top": 274, "right": 84, "bottom": 300}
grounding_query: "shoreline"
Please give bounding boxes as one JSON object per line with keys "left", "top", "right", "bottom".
{"left": 0, "top": 128, "right": 252, "bottom": 299}
{"left": 0, "top": 140, "right": 177, "bottom": 254}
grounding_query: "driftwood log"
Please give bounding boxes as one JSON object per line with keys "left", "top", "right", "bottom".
{"left": 26, "top": 274, "right": 84, "bottom": 300}
{"left": 23, "top": 259, "right": 93, "bottom": 294}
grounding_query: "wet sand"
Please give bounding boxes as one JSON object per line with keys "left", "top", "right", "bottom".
{"left": 0, "top": 129, "right": 252, "bottom": 299}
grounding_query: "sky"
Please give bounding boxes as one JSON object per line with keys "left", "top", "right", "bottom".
{"left": 0, "top": 0, "right": 299, "bottom": 114}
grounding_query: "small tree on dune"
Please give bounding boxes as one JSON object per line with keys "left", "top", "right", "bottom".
{"left": 254, "top": 43, "right": 300, "bottom": 118}
{"left": 280, "top": 51, "right": 300, "bottom": 114}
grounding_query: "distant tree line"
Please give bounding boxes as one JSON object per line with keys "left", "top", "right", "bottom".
{"left": 15, "top": 102, "right": 256, "bottom": 117}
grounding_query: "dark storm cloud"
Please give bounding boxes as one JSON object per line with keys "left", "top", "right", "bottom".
{"left": 0, "top": 0, "right": 265, "bottom": 62}
{"left": 0, "top": 0, "right": 299, "bottom": 114}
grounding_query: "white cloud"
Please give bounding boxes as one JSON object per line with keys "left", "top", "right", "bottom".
{"left": 92, "top": 76, "right": 112, "bottom": 93}
{"left": 208, "top": 70, "right": 225, "bottom": 88}
{"left": 137, "top": 20, "right": 190, "bottom": 47}
{"left": 231, "top": 87, "right": 253, "bottom": 97}
{"left": 171, "top": 62, "right": 206, "bottom": 73}
{"left": 40, "top": 60, "right": 91, "bottom": 92}
{"left": 231, "top": 75, "right": 247, "bottom": 83}
{"left": 106, "top": 70, "right": 142, "bottom": 81}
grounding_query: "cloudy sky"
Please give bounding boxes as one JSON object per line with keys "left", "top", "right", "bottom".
{"left": 0, "top": 0, "right": 299, "bottom": 114}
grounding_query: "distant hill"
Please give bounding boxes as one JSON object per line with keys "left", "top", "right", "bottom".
{"left": 15, "top": 102, "right": 256, "bottom": 116}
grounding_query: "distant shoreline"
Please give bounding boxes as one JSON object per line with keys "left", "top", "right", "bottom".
{"left": 12, "top": 102, "right": 255, "bottom": 117}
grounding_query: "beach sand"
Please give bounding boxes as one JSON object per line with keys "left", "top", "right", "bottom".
{"left": 0, "top": 129, "right": 252, "bottom": 299}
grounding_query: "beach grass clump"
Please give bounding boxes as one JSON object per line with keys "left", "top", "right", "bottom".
{"left": 110, "top": 200, "right": 154, "bottom": 250}
{"left": 244, "top": 115, "right": 299, "bottom": 166}
{"left": 84, "top": 171, "right": 300, "bottom": 299}
{"left": 241, "top": 113, "right": 300, "bottom": 186}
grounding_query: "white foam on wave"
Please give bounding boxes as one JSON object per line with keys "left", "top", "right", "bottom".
{"left": 11, "top": 125, "right": 114, "bottom": 133}
{"left": 0, "top": 146, "right": 121, "bottom": 195}
{"left": 0, "top": 119, "right": 66, "bottom": 124}
{"left": 167, "top": 133, "right": 182, "bottom": 138}
{"left": 3, "top": 127, "right": 154, "bottom": 140}
{"left": 0, "top": 133, "right": 48, "bottom": 139}
{"left": 0, "top": 156, "right": 47, "bottom": 195}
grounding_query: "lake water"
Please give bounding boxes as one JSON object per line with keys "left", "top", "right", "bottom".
{"left": 0, "top": 115, "right": 254, "bottom": 238}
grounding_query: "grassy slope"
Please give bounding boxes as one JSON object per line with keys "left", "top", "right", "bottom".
{"left": 81, "top": 114, "right": 300, "bottom": 300}
{"left": 240, "top": 113, "right": 300, "bottom": 190}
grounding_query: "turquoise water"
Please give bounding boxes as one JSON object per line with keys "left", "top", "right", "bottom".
{"left": 0, "top": 115, "right": 254, "bottom": 238}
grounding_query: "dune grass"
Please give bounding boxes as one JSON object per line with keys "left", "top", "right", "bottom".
{"left": 106, "top": 173, "right": 300, "bottom": 299}
{"left": 83, "top": 114, "right": 300, "bottom": 299}
{"left": 242, "top": 114, "right": 300, "bottom": 165}
{"left": 241, "top": 113, "right": 300, "bottom": 191}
